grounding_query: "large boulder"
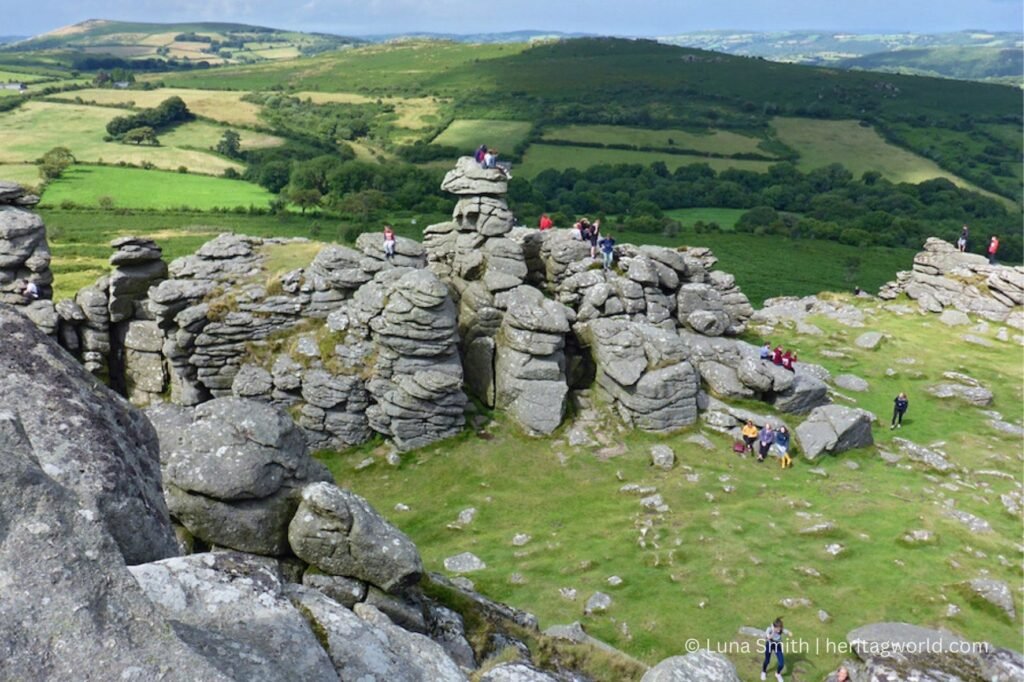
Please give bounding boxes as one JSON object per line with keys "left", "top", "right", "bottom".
{"left": 129, "top": 552, "right": 337, "bottom": 681}
{"left": 846, "top": 622, "right": 1023, "bottom": 681}
{"left": 795, "top": 405, "right": 874, "bottom": 460}
{"left": 0, "top": 410, "right": 229, "bottom": 681}
{"left": 441, "top": 156, "right": 508, "bottom": 196}
{"left": 289, "top": 481, "right": 424, "bottom": 593}
{"left": 642, "top": 651, "right": 741, "bottom": 681}
{"left": 149, "top": 397, "right": 332, "bottom": 555}
{"left": 0, "top": 303, "right": 177, "bottom": 564}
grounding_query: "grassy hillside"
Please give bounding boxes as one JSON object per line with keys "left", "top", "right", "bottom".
{"left": 325, "top": 296, "right": 1023, "bottom": 681}
{"left": 0, "top": 101, "right": 243, "bottom": 174}
{"left": 2, "top": 19, "right": 359, "bottom": 65}
{"left": 840, "top": 46, "right": 1023, "bottom": 85}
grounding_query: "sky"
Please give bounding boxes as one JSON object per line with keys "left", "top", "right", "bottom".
{"left": 3, "top": 0, "right": 1022, "bottom": 37}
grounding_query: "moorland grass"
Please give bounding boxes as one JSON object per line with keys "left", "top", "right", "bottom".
{"left": 664, "top": 208, "right": 747, "bottom": 231}
{"left": 543, "top": 124, "right": 768, "bottom": 157}
{"left": 40, "top": 165, "right": 273, "bottom": 211}
{"left": 0, "top": 101, "right": 243, "bottom": 175}
{"left": 772, "top": 117, "right": 1011, "bottom": 207}
{"left": 432, "top": 119, "right": 534, "bottom": 154}
{"left": 321, "top": 298, "right": 1022, "bottom": 682}
{"left": 518, "top": 145, "right": 775, "bottom": 178}
{"left": 159, "top": 120, "right": 284, "bottom": 152}
{"left": 0, "top": 163, "right": 41, "bottom": 188}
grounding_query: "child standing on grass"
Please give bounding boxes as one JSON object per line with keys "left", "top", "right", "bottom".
{"left": 761, "top": 617, "right": 786, "bottom": 682}
{"left": 891, "top": 392, "right": 908, "bottom": 429}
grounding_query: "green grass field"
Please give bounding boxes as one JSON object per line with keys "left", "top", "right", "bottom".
{"left": 664, "top": 208, "right": 748, "bottom": 230}
{"left": 614, "top": 224, "right": 914, "bottom": 305}
{"left": 543, "top": 124, "right": 769, "bottom": 156}
{"left": 432, "top": 119, "right": 533, "bottom": 154}
{"left": 0, "top": 163, "right": 41, "bottom": 188}
{"left": 0, "top": 69, "right": 51, "bottom": 83}
{"left": 519, "top": 145, "right": 775, "bottom": 178}
{"left": 772, "top": 118, "right": 1010, "bottom": 207}
{"left": 322, "top": 298, "right": 1022, "bottom": 681}
{"left": 40, "top": 165, "right": 273, "bottom": 211}
{"left": 159, "top": 120, "right": 284, "bottom": 152}
{"left": 46, "top": 87, "right": 266, "bottom": 127}
{"left": 0, "top": 101, "right": 244, "bottom": 175}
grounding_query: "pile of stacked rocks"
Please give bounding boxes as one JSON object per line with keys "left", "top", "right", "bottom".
{"left": 0, "top": 181, "right": 56, "bottom": 333}
{"left": 879, "top": 237, "right": 1024, "bottom": 322}
{"left": 493, "top": 285, "right": 573, "bottom": 435}
{"left": 576, "top": 317, "right": 700, "bottom": 431}
{"left": 53, "top": 236, "right": 168, "bottom": 389}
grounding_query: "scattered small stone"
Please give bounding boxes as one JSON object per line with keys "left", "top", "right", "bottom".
{"left": 824, "top": 543, "right": 845, "bottom": 556}
{"left": 446, "top": 507, "right": 477, "bottom": 530}
{"left": 385, "top": 452, "right": 402, "bottom": 466}
{"left": 844, "top": 460, "right": 860, "bottom": 470}
{"left": 443, "top": 552, "right": 487, "bottom": 573}
{"left": 854, "top": 331, "right": 884, "bottom": 350}
{"left": 965, "top": 578, "right": 1016, "bottom": 620}
{"left": 512, "top": 533, "right": 531, "bottom": 546}
{"left": 938, "top": 309, "right": 971, "bottom": 326}
{"left": 944, "top": 508, "right": 992, "bottom": 534}
{"left": 649, "top": 444, "right": 676, "bottom": 471}
{"left": 901, "top": 529, "right": 935, "bottom": 545}
{"left": 962, "top": 334, "right": 995, "bottom": 348}
{"left": 684, "top": 433, "right": 716, "bottom": 451}
{"left": 779, "top": 597, "right": 813, "bottom": 609}
{"left": 818, "top": 609, "right": 831, "bottom": 623}
{"left": 509, "top": 572, "right": 527, "bottom": 585}
{"left": 451, "top": 576, "right": 475, "bottom": 591}
{"left": 619, "top": 483, "right": 658, "bottom": 495}
{"left": 559, "top": 587, "right": 578, "bottom": 601}
{"left": 835, "top": 374, "right": 870, "bottom": 392}
{"left": 800, "top": 522, "right": 837, "bottom": 535}
{"left": 738, "top": 626, "right": 764, "bottom": 638}
{"left": 584, "top": 592, "right": 612, "bottom": 614}
{"left": 641, "top": 494, "right": 670, "bottom": 513}
{"left": 808, "top": 468, "right": 828, "bottom": 478}
{"left": 354, "top": 457, "right": 375, "bottom": 470}
{"left": 945, "top": 603, "right": 961, "bottom": 618}
{"left": 794, "top": 566, "right": 823, "bottom": 578}
{"left": 607, "top": 576, "right": 623, "bottom": 587}
{"left": 394, "top": 502, "right": 410, "bottom": 512}
{"left": 596, "top": 443, "right": 628, "bottom": 460}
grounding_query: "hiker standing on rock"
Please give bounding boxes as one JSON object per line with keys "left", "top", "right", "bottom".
{"left": 957, "top": 225, "right": 968, "bottom": 252}
{"left": 598, "top": 231, "right": 616, "bottom": 270}
{"left": 988, "top": 235, "right": 999, "bottom": 265}
{"left": 891, "top": 391, "right": 909, "bottom": 429}
{"left": 761, "top": 617, "right": 787, "bottom": 681}
{"left": 383, "top": 224, "right": 396, "bottom": 259}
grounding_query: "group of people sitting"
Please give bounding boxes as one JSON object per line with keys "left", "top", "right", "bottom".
{"left": 474, "top": 145, "right": 511, "bottom": 178}
{"left": 760, "top": 343, "right": 797, "bottom": 371}
{"left": 740, "top": 420, "right": 793, "bottom": 468}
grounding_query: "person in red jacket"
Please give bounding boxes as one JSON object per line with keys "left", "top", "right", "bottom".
{"left": 772, "top": 346, "right": 784, "bottom": 365}
{"left": 988, "top": 235, "right": 999, "bottom": 265}
{"left": 539, "top": 214, "right": 553, "bottom": 230}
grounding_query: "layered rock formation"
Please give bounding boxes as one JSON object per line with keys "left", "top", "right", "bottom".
{"left": 0, "top": 181, "right": 56, "bottom": 333}
{"left": 879, "top": 237, "right": 1024, "bottom": 321}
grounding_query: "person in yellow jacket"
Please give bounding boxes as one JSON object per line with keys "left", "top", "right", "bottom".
{"left": 741, "top": 419, "right": 759, "bottom": 456}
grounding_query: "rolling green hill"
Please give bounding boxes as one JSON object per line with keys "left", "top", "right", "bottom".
{"left": 839, "top": 46, "right": 1023, "bottom": 86}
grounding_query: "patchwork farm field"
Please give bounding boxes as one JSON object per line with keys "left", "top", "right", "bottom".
{"left": 432, "top": 119, "right": 533, "bottom": 153}
{"left": 0, "top": 101, "right": 243, "bottom": 174}
{"left": 542, "top": 124, "right": 770, "bottom": 156}
{"left": 772, "top": 118, "right": 1007, "bottom": 204}
{"left": 518, "top": 144, "right": 775, "bottom": 178}
{"left": 159, "top": 120, "right": 284, "bottom": 151}
{"left": 46, "top": 87, "right": 266, "bottom": 126}
{"left": 39, "top": 165, "right": 273, "bottom": 211}
{"left": 0, "top": 163, "right": 41, "bottom": 187}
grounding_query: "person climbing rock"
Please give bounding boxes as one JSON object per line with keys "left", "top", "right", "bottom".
{"left": 891, "top": 392, "right": 909, "bottom": 429}
{"left": 598, "top": 231, "right": 616, "bottom": 270}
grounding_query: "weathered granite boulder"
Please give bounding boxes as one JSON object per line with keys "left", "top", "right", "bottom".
{"left": 130, "top": 552, "right": 338, "bottom": 680}
{"left": 289, "top": 481, "right": 424, "bottom": 593}
{"left": 494, "top": 285, "right": 572, "bottom": 435}
{"left": 795, "top": 405, "right": 875, "bottom": 460}
{"left": 0, "top": 184, "right": 54, "bottom": 306}
{"left": 926, "top": 382, "right": 994, "bottom": 406}
{"left": 107, "top": 236, "right": 167, "bottom": 322}
{"left": 577, "top": 317, "right": 699, "bottom": 431}
{"left": 441, "top": 156, "right": 509, "bottom": 195}
{"left": 0, "top": 304, "right": 177, "bottom": 564}
{"left": 0, "top": 409, "right": 230, "bottom": 681}
{"left": 642, "top": 651, "right": 741, "bottom": 682}
{"left": 288, "top": 586, "right": 468, "bottom": 681}
{"left": 845, "top": 622, "right": 1023, "bottom": 681}
{"left": 879, "top": 238, "right": 1024, "bottom": 322}
{"left": 149, "top": 397, "right": 332, "bottom": 555}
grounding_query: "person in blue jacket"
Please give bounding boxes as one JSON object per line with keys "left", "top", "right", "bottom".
{"left": 598, "top": 232, "right": 616, "bottom": 270}
{"left": 757, "top": 423, "right": 775, "bottom": 463}
{"left": 771, "top": 425, "right": 792, "bottom": 468}
{"left": 891, "top": 392, "right": 909, "bottom": 429}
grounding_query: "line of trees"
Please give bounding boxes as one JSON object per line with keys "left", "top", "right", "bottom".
{"left": 105, "top": 96, "right": 194, "bottom": 142}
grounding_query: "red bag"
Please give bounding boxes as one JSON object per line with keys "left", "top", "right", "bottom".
{"left": 732, "top": 441, "right": 746, "bottom": 453}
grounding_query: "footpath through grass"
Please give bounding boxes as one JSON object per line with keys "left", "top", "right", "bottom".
{"left": 322, "top": 298, "right": 1023, "bottom": 681}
